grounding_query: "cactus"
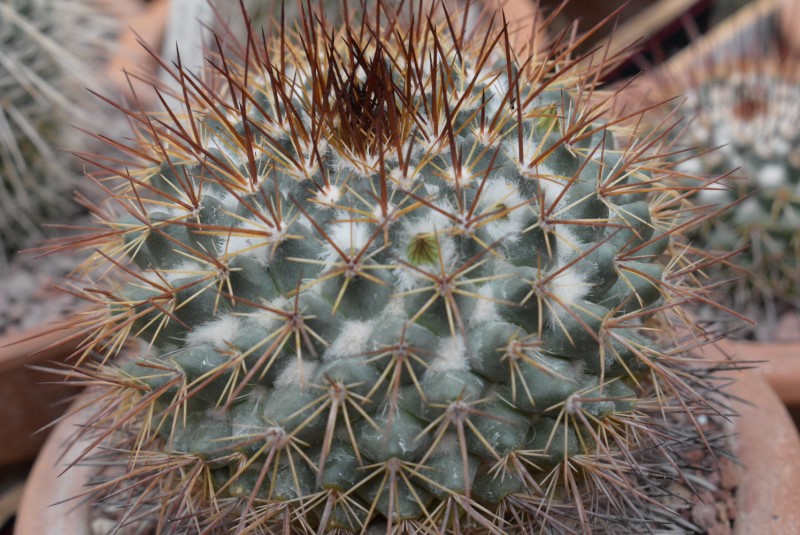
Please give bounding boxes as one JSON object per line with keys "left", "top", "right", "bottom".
{"left": 664, "top": 38, "right": 800, "bottom": 335}
{"left": 0, "top": 0, "right": 116, "bottom": 261}
{"left": 61, "top": 2, "right": 727, "bottom": 533}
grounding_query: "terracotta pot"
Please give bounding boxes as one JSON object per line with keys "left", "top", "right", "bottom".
{"left": 14, "top": 398, "right": 97, "bottom": 535}
{"left": 16, "top": 347, "right": 800, "bottom": 534}
{"left": 106, "top": 0, "right": 170, "bottom": 106}
{"left": 0, "top": 325, "right": 81, "bottom": 466}
{"left": 704, "top": 338, "right": 800, "bottom": 533}
{"left": 728, "top": 312, "right": 800, "bottom": 406}
{"left": 611, "top": 0, "right": 788, "bottom": 111}
{"left": 556, "top": 0, "right": 698, "bottom": 54}
{"left": 779, "top": 0, "right": 800, "bottom": 54}
{"left": 756, "top": 343, "right": 800, "bottom": 406}
{"left": 482, "top": 0, "right": 545, "bottom": 53}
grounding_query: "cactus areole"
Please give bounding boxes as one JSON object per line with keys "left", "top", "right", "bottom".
{"left": 68, "top": 2, "right": 721, "bottom": 532}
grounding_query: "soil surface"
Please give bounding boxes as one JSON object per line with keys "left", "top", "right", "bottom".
{"left": 661, "top": 412, "right": 740, "bottom": 535}
{"left": 0, "top": 232, "right": 87, "bottom": 338}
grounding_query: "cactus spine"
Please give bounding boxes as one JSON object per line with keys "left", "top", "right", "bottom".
{"left": 62, "top": 2, "right": 726, "bottom": 532}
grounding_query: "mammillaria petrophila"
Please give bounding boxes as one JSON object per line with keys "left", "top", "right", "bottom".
{"left": 60, "top": 2, "right": 728, "bottom": 532}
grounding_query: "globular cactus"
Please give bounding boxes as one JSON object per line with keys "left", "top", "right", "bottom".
{"left": 665, "top": 42, "right": 800, "bottom": 335}
{"left": 62, "top": 2, "right": 725, "bottom": 533}
{"left": 0, "top": 0, "right": 116, "bottom": 261}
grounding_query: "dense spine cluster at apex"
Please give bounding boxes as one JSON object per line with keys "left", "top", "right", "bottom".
{"left": 672, "top": 56, "right": 800, "bottom": 334}
{"left": 62, "top": 1, "right": 724, "bottom": 533}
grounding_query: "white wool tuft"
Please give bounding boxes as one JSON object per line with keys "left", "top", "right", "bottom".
{"left": 275, "top": 359, "right": 318, "bottom": 388}
{"left": 240, "top": 296, "right": 293, "bottom": 327}
{"left": 326, "top": 320, "right": 374, "bottom": 359}
{"left": 403, "top": 203, "right": 454, "bottom": 237}
{"left": 320, "top": 220, "right": 370, "bottom": 265}
{"left": 478, "top": 177, "right": 517, "bottom": 206}
{"left": 372, "top": 202, "right": 396, "bottom": 225}
{"left": 389, "top": 165, "right": 421, "bottom": 191}
{"left": 393, "top": 208, "right": 457, "bottom": 290}
{"left": 296, "top": 158, "right": 319, "bottom": 180}
{"left": 442, "top": 165, "right": 475, "bottom": 185}
{"left": 394, "top": 263, "right": 426, "bottom": 292}
{"left": 468, "top": 285, "right": 499, "bottom": 326}
{"left": 554, "top": 227, "right": 584, "bottom": 264}
{"left": 155, "top": 261, "right": 208, "bottom": 286}
{"left": 503, "top": 138, "right": 540, "bottom": 175}
{"left": 219, "top": 191, "right": 242, "bottom": 210}
{"left": 285, "top": 137, "right": 327, "bottom": 180}
{"left": 224, "top": 218, "right": 285, "bottom": 266}
{"left": 240, "top": 310, "right": 280, "bottom": 333}
{"left": 546, "top": 265, "right": 589, "bottom": 313}
{"left": 477, "top": 179, "right": 529, "bottom": 242}
{"left": 331, "top": 148, "right": 380, "bottom": 178}
{"left": 536, "top": 172, "right": 569, "bottom": 207}
{"left": 185, "top": 314, "right": 240, "bottom": 349}
{"left": 415, "top": 118, "right": 449, "bottom": 154}
{"left": 382, "top": 296, "right": 406, "bottom": 317}
{"left": 486, "top": 76, "right": 509, "bottom": 116}
{"left": 295, "top": 137, "right": 328, "bottom": 162}
{"left": 315, "top": 184, "right": 342, "bottom": 206}
{"left": 429, "top": 335, "right": 468, "bottom": 372}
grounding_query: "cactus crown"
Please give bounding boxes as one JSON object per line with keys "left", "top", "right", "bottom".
{"left": 63, "top": 2, "right": 725, "bottom": 533}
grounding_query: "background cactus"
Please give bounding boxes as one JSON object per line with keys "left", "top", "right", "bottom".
{"left": 659, "top": 12, "right": 800, "bottom": 337}
{"left": 0, "top": 0, "right": 119, "bottom": 265}
{"left": 60, "top": 1, "right": 728, "bottom": 532}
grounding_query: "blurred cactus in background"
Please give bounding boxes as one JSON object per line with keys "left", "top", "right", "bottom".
{"left": 651, "top": 5, "right": 800, "bottom": 337}
{"left": 56, "top": 1, "right": 731, "bottom": 533}
{"left": 0, "top": 0, "right": 118, "bottom": 265}
{"left": 682, "top": 62, "right": 800, "bottom": 331}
